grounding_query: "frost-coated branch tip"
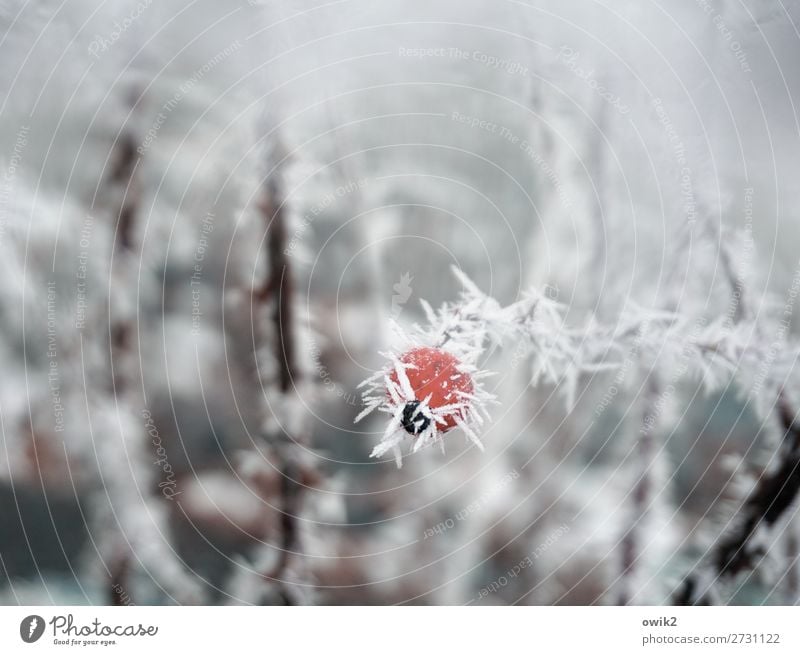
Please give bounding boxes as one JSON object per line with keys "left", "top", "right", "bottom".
{"left": 357, "top": 266, "right": 800, "bottom": 470}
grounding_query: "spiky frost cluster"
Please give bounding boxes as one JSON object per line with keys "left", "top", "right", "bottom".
{"left": 356, "top": 348, "right": 495, "bottom": 467}
{"left": 355, "top": 272, "right": 501, "bottom": 466}
{"left": 358, "top": 266, "right": 800, "bottom": 464}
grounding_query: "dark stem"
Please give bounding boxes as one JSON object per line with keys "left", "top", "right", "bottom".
{"left": 102, "top": 124, "right": 142, "bottom": 605}
{"left": 109, "top": 132, "right": 140, "bottom": 253}
{"left": 261, "top": 458, "right": 300, "bottom": 604}
{"left": 674, "top": 393, "right": 800, "bottom": 604}
{"left": 260, "top": 175, "right": 297, "bottom": 392}
{"left": 254, "top": 164, "right": 305, "bottom": 602}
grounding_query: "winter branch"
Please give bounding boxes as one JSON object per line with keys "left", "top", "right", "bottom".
{"left": 675, "top": 395, "right": 800, "bottom": 604}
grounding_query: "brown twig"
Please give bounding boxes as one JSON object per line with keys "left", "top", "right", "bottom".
{"left": 109, "top": 132, "right": 140, "bottom": 253}
{"left": 260, "top": 177, "right": 297, "bottom": 392}
{"left": 99, "top": 124, "right": 142, "bottom": 605}
{"left": 673, "top": 211, "right": 800, "bottom": 604}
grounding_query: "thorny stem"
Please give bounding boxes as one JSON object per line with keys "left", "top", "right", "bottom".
{"left": 254, "top": 163, "right": 305, "bottom": 604}
{"left": 99, "top": 122, "right": 143, "bottom": 605}
{"left": 673, "top": 225, "right": 799, "bottom": 604}
{"left": 265, "top": 459, "right": 301, "bottom": 605}
{"left": 108, "top": 129, "right": 141, "bottom": 395}
{"left": 674, "top": 393, "right": 800, "bottom": 604}
{"left": 260, "top": 176, "right": 297, "bottom": 393}
{"left": 109, "top": 132, "right": 140, "bottom": 254}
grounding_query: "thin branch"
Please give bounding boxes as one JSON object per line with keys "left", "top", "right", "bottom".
{"left": 673, "top": 217, "right": 797, "bottom": 604}
{"left": 260, "top": 176, "right": 297, "bottom": 392}
{"left": 251, "top": 156, "right": 306, "bottom": 604}
{"left": 674, "top": 394, "right": 800, "bottom": 604}
{"left": 101, "top": 125, "right": 142, "bottom": 605}
{"left": 108, "top": 131, "right": 140, "bottom": 254}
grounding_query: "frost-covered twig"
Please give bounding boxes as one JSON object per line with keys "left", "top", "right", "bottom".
{"left": 675, "top": 395, "right": 800, "bottom": 604}
{"left": 106, "top": 127, "right": 140, "bottom": 394}
{"left": 671, "top": 217, "right": 800, "bottom": 604}
{"left": 92, "top": 121, "right": 203, "bottom": 605}
{"left": 256, "top": 167, "right": 305, "bottom": 601}
{"left": 96, "top": 124, "right": 140, "bottom": 605}
{"left": 357, "top": 266, "right": 800, "bottom": 465}
{"left": 226, "top": 144, "right": 314, "bottom": 606}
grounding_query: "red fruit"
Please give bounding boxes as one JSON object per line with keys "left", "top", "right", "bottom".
{"left": 388, "top": 347, "right": 473, "bottom": 434}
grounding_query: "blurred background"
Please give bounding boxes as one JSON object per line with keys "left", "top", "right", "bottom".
{"left": 0, "top": 0, "right": 799, "bottom": 605}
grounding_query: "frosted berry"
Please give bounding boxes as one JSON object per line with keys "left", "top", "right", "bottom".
{"left": 388, "top": 347, "right": 474, "bottom": 434}
{"left": 356, "top": 342, "right": 492, "bottom": 467}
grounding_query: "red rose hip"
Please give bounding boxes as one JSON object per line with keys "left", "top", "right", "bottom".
{"left": 388, "top": 347, "right": 474, "bottom": 434}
